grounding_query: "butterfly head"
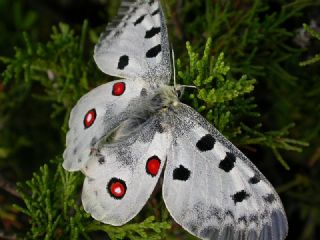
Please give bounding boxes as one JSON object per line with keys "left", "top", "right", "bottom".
{"left": 155, "top": 85, "right": 180, "bottom": 109}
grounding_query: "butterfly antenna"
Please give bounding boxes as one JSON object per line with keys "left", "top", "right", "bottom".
{"left": 171, "top": 47, "right": 177, "bottom": 88}
{"left": 171, "top": 45, "right": 196, "bottom": 91}
{"left": 182, "top": 85, "right": 197, "bottom": 89}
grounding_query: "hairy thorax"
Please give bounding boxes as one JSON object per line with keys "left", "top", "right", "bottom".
{"left": 107, "top": 85, "right": 181, "bottom": 143}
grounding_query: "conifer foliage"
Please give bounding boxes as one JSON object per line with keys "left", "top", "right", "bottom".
{"left": 0, "top": 0, "right": 319, "bottom": 239}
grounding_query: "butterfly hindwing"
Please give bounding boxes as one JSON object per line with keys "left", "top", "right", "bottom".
{"left": 63, "top": 0, "right": 289, "bottom": 238}
{"left": 63, "top": 79, "right": 150, "bottom": 171}
{"left": 81, "top": 115, "right": 171, "bottom": 225}
{"left": 94, "top": 0, "right": 171, "bottom": 85}
{"left": 163, "top": 104, "right": 288, "bottom": 240}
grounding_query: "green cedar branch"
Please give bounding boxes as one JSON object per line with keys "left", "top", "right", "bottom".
{"left": 238, "top": 123, "right": 309, "bottom": 170}
{"left": 1, "top": 20, "right": 94, "bottom": 132}
{"left": 87, "top": 216, "right": 171, "bottom": 240}
{"left": 177, "top": 37, "right": 308, "bottom": 169}
{"left": 14, "top": 159, "right": 170, "bottom": 239}
{"left": 299, "top": 23, "right": 320, "bottom": 66}
{"left": 14, "top": 162, "right": 91, "bottom": 239}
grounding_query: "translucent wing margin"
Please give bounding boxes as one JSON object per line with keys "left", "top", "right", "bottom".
{"left": 94, "top": 0, "right": 171, "bottom": 85}
{"left": 163, "top": 104, "right": 288, "bottom": 240}
{"left": 81, "top": 115, "right": 171, "bottom": 225}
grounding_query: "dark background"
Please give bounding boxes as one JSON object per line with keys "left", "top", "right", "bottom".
{"left": 1, "top": 0, "right": 320, "bottom": 239}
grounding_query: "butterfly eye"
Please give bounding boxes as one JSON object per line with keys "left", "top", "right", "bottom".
{"left": 83, "top": 109, "right": 97, "bottom": 129}
{"left": 146, "top": 156, "right": 161, "bottom": 177}
{"left": 112, "top": 82, "right": 126, "bottom": 96}
{"left": 107, "top": 178, "right": 127, "bottom": 199}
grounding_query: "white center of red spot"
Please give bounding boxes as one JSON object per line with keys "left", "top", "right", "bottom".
{"left": 86, "top": 113, "right": 92, "bottom": 122}
{"left": 84, "top": 109, "right": 96, "bottom": 128}
{"left": 112, "top": 82, "right": 126, "bottom": 96}
{"left": 146, "top": 156, "right": 161, "bottom": 177}
{"left": 108, "top": 178, "right": 126, "bottom": 199}
{"left": 114, "top": 187, "right": 122, "bottom": 194}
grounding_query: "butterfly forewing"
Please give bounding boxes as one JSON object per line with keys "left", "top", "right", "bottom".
{"left": 162, "top": 104, "right": 288, "bottom": 240}
{"left": 94, "top": 0, "right": 171, "bottom": 85}
{"left": 81, "top": 114, "right": 171, "bottom": 225}
{"left": 63, "top": 79, "right": 149, "bottom": 171}
{"left": 63, "top": 0, "right": 288, "bottom": 239}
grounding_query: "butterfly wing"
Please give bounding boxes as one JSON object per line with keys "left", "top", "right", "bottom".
{"left": 64, "top": 0, "right": 171, "bottom": 171}
{"left": 163, "top": 104, "right": 288, "bottom": 240}
{"left": 81, "top": 115, "right": 171, "bottom": 225}
{"left": 63, "top": 79, "right": 150, "bottom": 171}
{"left": 94, "top": 0, "right": 171, "bottom": 85}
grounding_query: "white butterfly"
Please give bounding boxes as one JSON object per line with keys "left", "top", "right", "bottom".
{"left": 62, "top": 0, "right": 288, "bottom": 239}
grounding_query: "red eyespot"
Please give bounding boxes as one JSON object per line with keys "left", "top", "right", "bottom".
{"left": 112, "top": 82, "right": 126, "bottom": 96}
{"left": 108, "top": 178, "right": 127, "bottom": 199}
{"left": 84, "top": 109, "right": 96, "bottom": 129}
{"left": 146, "top": 156, "right": 161, "bottom": 177}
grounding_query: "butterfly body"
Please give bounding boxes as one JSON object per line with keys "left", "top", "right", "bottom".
{"left": 102, "top": 84, "right": 179, "bottom": 143}
{"left": 63, "top": 0, "right": 288, "bottom": 239}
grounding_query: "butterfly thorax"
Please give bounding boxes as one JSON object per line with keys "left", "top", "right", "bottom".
{"left": 150, "top": 85, "right": 180, "bottom": 110}
{"left": 106, "top": 85, "right": 179, "bottom": 143}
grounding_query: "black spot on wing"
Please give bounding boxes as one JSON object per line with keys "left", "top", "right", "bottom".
{"left": 173, "top": 165, "right": 191, "bottom": 181}
{"left": 98, "top": 156, "right": 105, "bottom": 165}
{"left": 117, "top": 55, "right": 129, "bottom": 70}
{"left": 249, "top": 174, "right": 260, "bottom": 184}
{"left": 263, "top": 193, "right": 276, "bottom": 203}
{"left": 231, "top": 190, "right": 250, "bottom": 204}
{"left": 219, "top": 152, "right": 236, "bottom": 172}
{"left": 146, "top": 44, "right": 161, "bottom": 58}
{"left": 145, "top": 27, "right": 161, "bottom": 38}
{"left": 196, "top": 134, "right": 215, "bottom": 151}
{"left": 151, "top": 9, "right": 160, "bottom": 16}
{"left": 134, "top": 14, "right": 146, "bottom": 25}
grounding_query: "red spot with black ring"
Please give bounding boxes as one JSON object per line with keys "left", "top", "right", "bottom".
{"left": 112, "top": 82, "right": 126, "bottom": 96}
{"left": 107, "top": 178, "right": 127, "bottom": 199}
{"left": 84, "top": 109, "right": 96, "bottom": 129}
{"left": 146, "top": 156, "right": 161, "bottom": 177}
